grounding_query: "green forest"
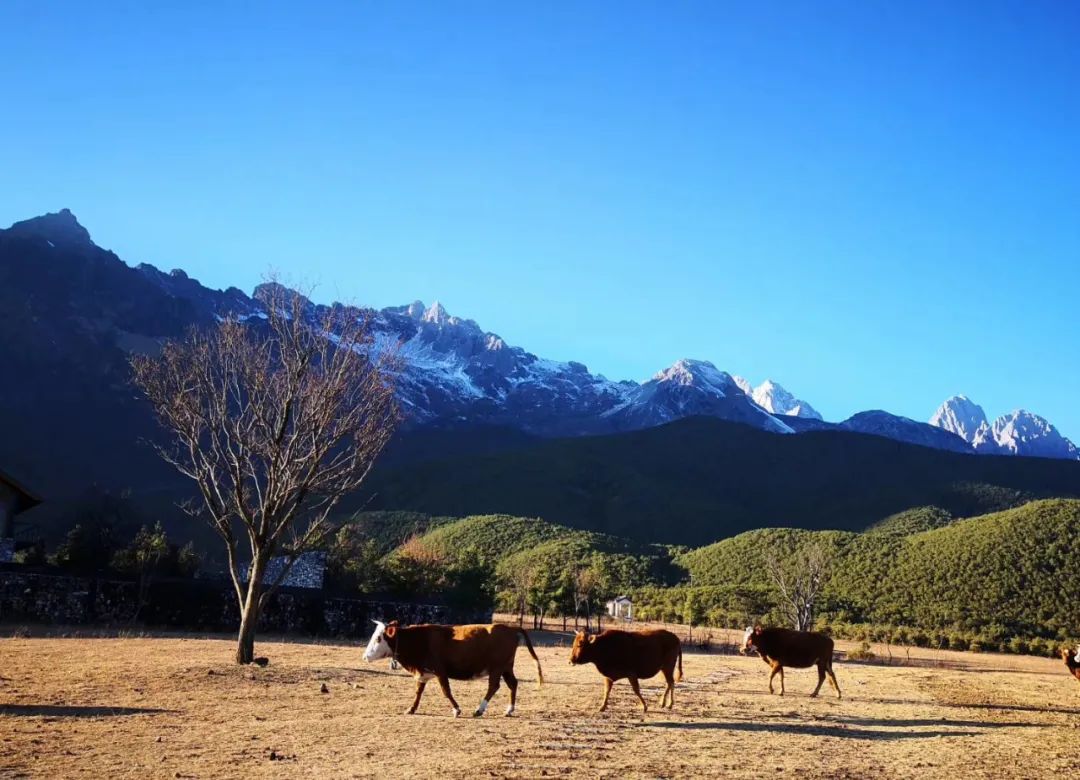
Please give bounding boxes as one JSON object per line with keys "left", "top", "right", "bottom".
{"left": 332, "top": 499, "right": 1080, "bottom": 656}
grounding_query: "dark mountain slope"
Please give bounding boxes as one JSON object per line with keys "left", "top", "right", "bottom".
{"left": 363, "top": 416, "right": 1080, "bottom": 546}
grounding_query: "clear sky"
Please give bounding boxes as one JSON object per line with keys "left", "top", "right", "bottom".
{"left": 2, "top": 2, "right": 1078, "bottom": 439}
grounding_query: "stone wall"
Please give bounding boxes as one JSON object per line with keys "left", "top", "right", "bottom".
{"left": 0, "top": 566, "right": 490, "bottom": 638}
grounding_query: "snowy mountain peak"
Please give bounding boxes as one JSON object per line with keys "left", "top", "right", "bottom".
{"left": 751, "top": 379, "right": 823, "bottom": 420}
{"left": 929, "top": 395, "right": 990, "bottom": 445}
{"left": 929, "top": 396, "right": 1079, "bottom": 460}
{"left": 422, "top": 300, "right": 451, "bottom": 325}
{"left": 991, "top": 410, "right": 1080, "bottom": 460}
{"left": 653, "top": 359, "right": 736, "bottom": 395}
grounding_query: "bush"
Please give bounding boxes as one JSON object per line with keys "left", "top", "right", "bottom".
{"left": 848, "top": 641, "right": 875, "bottom": 661}
{"left": 1007, "top": 637, "right": 1030, "bottom": 655}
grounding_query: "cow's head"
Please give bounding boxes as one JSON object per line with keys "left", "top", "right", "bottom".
{"left": 569, "top": 631, "right": 596, "bottom": 665}
{"left": 741, "top": 625, "right": 762, "bottom": 655}
{"left": 363, "top": 620, "right": 399, "bottom": 662}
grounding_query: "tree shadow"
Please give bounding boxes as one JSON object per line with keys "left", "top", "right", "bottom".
{"left": 640, "top": 720, "right": 1001, "bottom": 740}
{"left": 860, "top": 697, "right": 1080, "bottom": 717}
{"left": 0, "top": 704, "right": 174, "bottom": 718}
{"left": 722, "top": 688, "right": 1080, "bottom": 717}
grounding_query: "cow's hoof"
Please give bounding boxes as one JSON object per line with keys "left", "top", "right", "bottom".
{"left": 452, "top": 709, "right": 461, "bottom": 718}
{"left": 404, "top": 709, "right": 417, "bottom": 715}
{"left": 504, "top": 706, "right": 514, "bottom": 717}
{"left": 472, "top": 710, "right": 484, "bottom": 717}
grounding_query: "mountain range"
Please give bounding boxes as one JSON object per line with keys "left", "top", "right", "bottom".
{"left": 929, "top": 395, "right": 1079, "bottom": 460}
{"left": 0, "top": 206, "right": 1075, "bottom": 529}
{"left": 2, "top": 210, "right": 1077, "bottom": 477}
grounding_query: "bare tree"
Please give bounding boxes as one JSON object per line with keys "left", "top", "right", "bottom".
{"left": 130, "top": 284, "right": 399, "bottom": 663}
{"left": 765, "top": 544, "right": 832, "bottom": 632}
{"left": 498, "top": 556, "right": 537, "bottom": 627}
{"left": 572, "top": 564, "right": 599, "bottom": 631}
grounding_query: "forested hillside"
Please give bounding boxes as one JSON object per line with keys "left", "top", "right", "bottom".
{"left": 355, "top": 500, "right": 1080, "bottom": 653}
{"left": 365, "top": 416, "right": 1080, "bottom": 546}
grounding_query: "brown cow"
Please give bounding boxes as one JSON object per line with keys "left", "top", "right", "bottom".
{"left": 363, "top": 621, "right": 543, "bottom": 717}
{"left": 1061, "top": 646, "right": 1080, "bottom": 684}
{"left": 742, "top": 625, "right": 840, "bottom": 699}
{"left": 569, "top": 629, "right": 683, "bottom": 713}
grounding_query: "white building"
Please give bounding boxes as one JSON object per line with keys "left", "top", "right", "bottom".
{"left": 605, "top": 596, "right": 632, "bottom": 621}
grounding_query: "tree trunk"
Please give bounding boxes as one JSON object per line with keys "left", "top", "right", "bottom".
{"left": 235, "top": 555, "right": 267, "bottom": 665}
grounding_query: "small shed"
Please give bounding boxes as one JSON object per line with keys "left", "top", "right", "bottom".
{"left": 0, "top": 469, "right": 41, "bottom": 562}
{"left": 605, "top": 595, "right": 633, "bottom": 621}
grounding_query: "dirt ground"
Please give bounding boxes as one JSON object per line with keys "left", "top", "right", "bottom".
{"left": 1, "top": 628, "right": 1078, "bottom": 779}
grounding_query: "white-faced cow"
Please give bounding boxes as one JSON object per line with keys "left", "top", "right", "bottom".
{"left": 363, "top": 621, "right": 543, "bottom": 717}
{"left": 1061, "top": 646, "right": 1080, "bottom": 684}
{"left": 742, "top": 625, "right": 840, "bottom": 698}
{"left": 569, "top": 629, "right": 683, "bottom": 713}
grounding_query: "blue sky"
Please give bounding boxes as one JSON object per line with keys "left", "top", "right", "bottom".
{"left": 2, "top": 2, "right": 1078, "bottom": 438}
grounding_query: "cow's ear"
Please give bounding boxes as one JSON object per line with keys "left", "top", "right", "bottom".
{"left": 385, "top": 625, "right": 397, "bottom": 639}
{"left": 587, "top": 634, "right": 597, "bottom": 644}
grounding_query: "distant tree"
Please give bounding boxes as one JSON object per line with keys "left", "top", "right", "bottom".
{"left": 176, "top": 542, "right": 200, "bottom": 578}
{"left": 684, "top": 590, "right": 704, "bottom": 642}
{"left": 572, "top": 563, "right": 600, "bottom": 631}
{"left": 765, "top": 543, "right": 832, "bottom": 632}
{"left": 130, "top": 283, "right": 399, "bottom": 664}
{"left": 326, "top": 525, "right": 389, "bottom": 594}
{"left": 111, "top": 522, "right": 169, "bottom": 620}
{"left": 51, "top": 489, "right": 144, "bottom": 571}
{"left": 497, "top": 555, "right": 538, "bottom": 626}
{"left": 53, "top": 522, "right": 117, "bottom": 572}
{"left": 386, "top": 535, "right": 448, "bottom": 595}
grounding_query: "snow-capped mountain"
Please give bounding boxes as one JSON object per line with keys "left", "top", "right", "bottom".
{"left": 610, "top": 360, "right": 794, "bottom": 434}
{"left": 3, "top": 208, "right": 1078, "bottom": 471}
{"left": 930, "top": 396, "right": 989, "bottom": 445}
{"left": 929, "top": 397, "right": 1080, "bottom": 460}
{"left": 990, "top": 411, "right": 1080, "bottom": 460}
{"left": 743, "top": 379, "right": 823, "bottom": 420}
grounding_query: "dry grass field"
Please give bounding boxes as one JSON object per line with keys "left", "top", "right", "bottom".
{"left": 1, "top": 628, "right": 1078, "bottom": 779}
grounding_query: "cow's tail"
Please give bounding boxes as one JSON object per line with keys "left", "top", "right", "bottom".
{"left": 676, "top": 643, "right": 684, "bottom": 682}
{"left": 517, "top": 627, "right": 544, "bottom": 688}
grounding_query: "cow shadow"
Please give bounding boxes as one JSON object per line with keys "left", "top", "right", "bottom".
{"left": 0, "top": 704, "right": 174, "bottom": 718}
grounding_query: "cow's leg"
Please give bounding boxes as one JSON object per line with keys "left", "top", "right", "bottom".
{"left": 475, "top": 672, "right": 501, "bottom": 717}
{"left": 826, "top": 666, "right": 841, "bottom": 699}
{"left": 597, "top": 678, "right": 613, "bottom": 713}
{"left": 628, "top": 677, "right": 648, "bottom": 713}
{"left": 660, "top": 668, "right": 675, "bottom": 709}
{"left": 811, "top": 661, "right": 826, "bottom": 698}
{"left": 768, "top": 662, "right": 781, "bottom": 694}
{"left": 407, "top": 676, "right": 428, "bottom": 715}
{"left": 778, "top": 665, "right": 785, "bottom": 696}
{"left": 435, "top": 674, "right": 461, "bottom": 717}
{"left": 502, "top": 670, "right": 519, "bottom": 716}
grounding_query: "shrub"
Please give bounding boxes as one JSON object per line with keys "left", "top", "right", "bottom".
{"left": 848, "top": 640, "right": 875, "bottom": 661}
